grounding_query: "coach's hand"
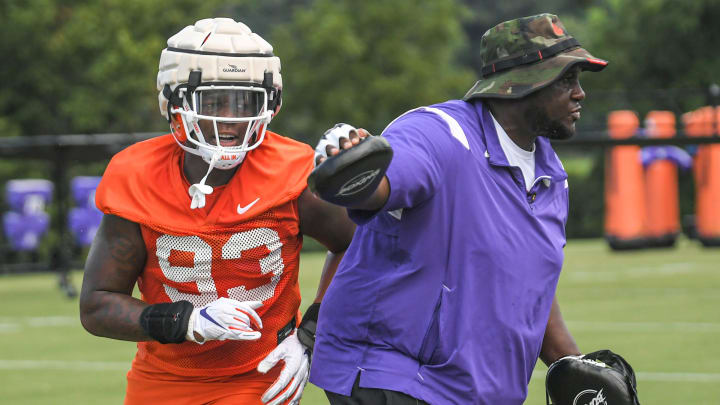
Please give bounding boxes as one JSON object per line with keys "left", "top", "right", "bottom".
{"left": 186, "top": 297, "right": 263, "bottom": 344}
{"left": 310, "top": 123, "right": 392, "bottom": 207}
{"left": 314, "top": 123, "right": 372, "bottom": 165}
{"left": 258, "top": 332, "right": 310, "bottom": 405}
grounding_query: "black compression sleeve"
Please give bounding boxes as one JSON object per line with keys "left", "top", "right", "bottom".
{"left": 139, "top": 300, "right": 194, "bottom": 344}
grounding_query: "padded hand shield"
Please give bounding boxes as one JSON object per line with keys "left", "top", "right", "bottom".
{"left": 308, "top": 136, "right": 393, "bottom": 206}
{"left": 546, "top": 349, "right": 640, "bottom": 405}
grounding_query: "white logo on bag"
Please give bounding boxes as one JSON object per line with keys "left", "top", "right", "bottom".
{"left": 573, "top": 388, "right": 607, "bottom": 405}
{"left": 237, "top": 198, "right": 260, "bottom": 214}
{"left": 336, "top": 169, "right": 380, "bottom": 196}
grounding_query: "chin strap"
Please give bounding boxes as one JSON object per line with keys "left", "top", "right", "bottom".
{"left": 188, "top": 153, "right": 219, "bottom": 209}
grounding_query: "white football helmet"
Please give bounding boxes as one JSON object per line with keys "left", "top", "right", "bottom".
{"left": 157, "top": 17, "right": 282, "bottom": 171}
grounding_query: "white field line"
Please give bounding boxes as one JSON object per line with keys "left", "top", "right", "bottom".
{"left": 0, "top": 316, "right": 77, "bottom": 325}
{"left": 0, "top": 324, "right": 20, "bottom": 333}
{"left": 3, "top": 318, "right": 720, "bottom": 334}
{"left": 566, "top": 321, "right": 720, "bottom": 333}
{"left": 2, "top": 360, "right": 717, "bottom": 383}
{"left": 531, "top": 369, "right": 720, "bottom": 383}
{"left": 0, "top": 360, "right": 129, "bottom": 371}
{"left": 634, "top": 372, "right": 720, "bottom": 383}
{"left": 0, "top": 316, "right": 78, "bottom": 333}
{"left": 565, "top": 262, "right": 715, "bottom": 282}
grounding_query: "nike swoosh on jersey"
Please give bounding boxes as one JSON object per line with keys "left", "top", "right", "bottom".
{"left": 199, "top": 308, "right": 224, "bottom": 328}
{"left": 237, "top": 197, "right": 260, "bottom": 214}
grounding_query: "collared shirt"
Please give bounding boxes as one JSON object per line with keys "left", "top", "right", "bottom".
{"left": 492, "top": 112, "right": 537, "bottom": 192}
{"left": 310, "top": 100, "right": 569, "bottom": 404}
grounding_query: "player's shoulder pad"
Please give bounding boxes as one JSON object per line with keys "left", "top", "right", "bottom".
{"left": 95, "top": 135, "right": 177, "bottom": 218}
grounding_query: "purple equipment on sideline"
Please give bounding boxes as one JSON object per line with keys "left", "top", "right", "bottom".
{"left": 2, "top": 179, "right": 53, "bottom": 251}
{"left": 68, "top": 176, "right": 103, "bottom": 246}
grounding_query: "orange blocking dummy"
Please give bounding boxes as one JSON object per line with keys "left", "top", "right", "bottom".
{"left": 643, "top": 111, "right": 680, "bottom": 247}
{"left": 605, "top": 110, "right": 647, "bottom": 249}
{"left": 685, "top": 107, "right": 720, "bottom": 246}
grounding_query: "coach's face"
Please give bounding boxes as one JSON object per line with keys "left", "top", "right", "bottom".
{"left": 524, "top": 65, "right": 585, "bottom": 140}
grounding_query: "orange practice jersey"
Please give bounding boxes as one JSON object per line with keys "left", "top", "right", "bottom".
{"left": 95, "top": 132, "right": 314, "bottom": 377}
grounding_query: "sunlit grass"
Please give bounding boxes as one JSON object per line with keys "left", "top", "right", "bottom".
{"left": 1, "top": 238, "right": 718, "bottom": 404}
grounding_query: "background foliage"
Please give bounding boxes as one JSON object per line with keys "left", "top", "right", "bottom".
{"left": 1, "top": 0, "right": 718, "bottom": 237}
{"left": 269, "top": 0, "right": 474, "bottom": 142}
{"left": 4, "top": 0, "right": 718, "bottom": 137}
{"left": 0, "top": 0, "right": 227, "bottom": 136}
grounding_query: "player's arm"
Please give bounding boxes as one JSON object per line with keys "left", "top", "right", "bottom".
{"left": 540, "top": 294, "right": 581, "bottom": 366}
{"left": 80, "top": 214, "right": 263, "bottom": 344}
{"left": 289, "top": 186, "right": 357, "bottom": 353}
{"left": 297, "top": 187, "right": 356, "bottom": 302}
{"left": 79, "top": 214, "right": 150, "bottom": 341}
{"left": 253, "top": 188, "right": 355, "bottom": 405}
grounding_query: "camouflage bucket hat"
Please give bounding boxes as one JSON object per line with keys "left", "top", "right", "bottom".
{"left": 463, "top": 13, "right": 607, "bottom": 100}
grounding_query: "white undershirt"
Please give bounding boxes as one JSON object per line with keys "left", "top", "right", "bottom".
{"left": 491, "top": 112, "right": 536, "bottom": 192}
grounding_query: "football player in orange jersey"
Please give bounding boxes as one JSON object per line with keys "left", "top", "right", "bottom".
{"left": 79, "top": 18, "right": 355, "bottom": 405}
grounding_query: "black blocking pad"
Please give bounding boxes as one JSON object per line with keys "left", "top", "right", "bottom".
{"left": 308, "top": 136, "right": 393, "bottom": 206}
{"left": 546, "top": 350, "right": 640, "bottom": 405}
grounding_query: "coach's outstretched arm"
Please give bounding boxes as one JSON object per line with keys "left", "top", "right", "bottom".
{"left": 313, "top": 125, "right": 390, "bottom": 212}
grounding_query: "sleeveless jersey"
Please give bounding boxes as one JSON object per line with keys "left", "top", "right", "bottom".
{"left": 95, "top": 132, "right": 314, "bottom": 377}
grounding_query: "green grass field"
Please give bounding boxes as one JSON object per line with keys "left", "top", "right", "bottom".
{"left": 1, "top": 238, "right": 719, "bottom": 404}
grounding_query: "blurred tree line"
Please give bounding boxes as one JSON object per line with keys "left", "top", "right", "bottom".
{"left": 1, "top": 0, "right": 718, "bottom": 238}
{"left": 5, "top": 0, "right": 718, "bottom": 139}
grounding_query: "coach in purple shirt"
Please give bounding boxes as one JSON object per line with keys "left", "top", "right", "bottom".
{"left": 309, "top": 14, "right": 607, "bottom": 404}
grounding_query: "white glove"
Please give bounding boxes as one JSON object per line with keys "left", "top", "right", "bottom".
{"left": 257, "top": 332, "right": 310, "bottom": 405}
{"left": 186, "top": 297, "right": 263, "bottom": 344}
{"left": 314, "top": 123, "right": 358, "bottom": 164}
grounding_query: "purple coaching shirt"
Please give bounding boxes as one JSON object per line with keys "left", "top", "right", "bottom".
{"left": 310, "top": 100, "right": 569, "bottom": 404}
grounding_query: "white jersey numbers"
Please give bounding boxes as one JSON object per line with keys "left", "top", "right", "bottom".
{"left": 155, "top": 229, "right": 284, "bottom": 307}
{"left": 156, "top": 235, "right": 218, "bottom": 306}
{"left": 223, "top": 228, "right": 284, "bottom": 303}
